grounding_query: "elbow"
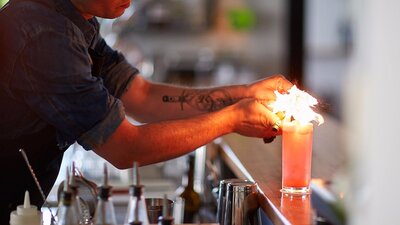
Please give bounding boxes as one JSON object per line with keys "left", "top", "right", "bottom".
{"left": 110, "top": 160, "right": 131, "bottom": 170}
{"left": 105, "top": 158, "right": 136, "bottom": 170}
{"left": 126, "top": 114, "right": 152, "bottom": 124}
{"left": 106, "top": 155, "right": 141, "bottom": 169}
{"left": 126, "top": 112, "right": 161, "bottom": 124}
{"left": 93, "top": 146, "right": 138, "bottom": 170}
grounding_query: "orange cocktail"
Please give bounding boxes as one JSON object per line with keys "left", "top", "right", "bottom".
{"left": 281, "top": 121, "right": 313, "bottom": 194}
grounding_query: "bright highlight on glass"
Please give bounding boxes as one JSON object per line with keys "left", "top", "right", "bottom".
{"left": 270, "top": 85, "right": 324, "bottom": 195}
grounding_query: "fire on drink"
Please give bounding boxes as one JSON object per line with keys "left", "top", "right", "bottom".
{"left": 270, "top": 85, "right": 324, "bottom": 195}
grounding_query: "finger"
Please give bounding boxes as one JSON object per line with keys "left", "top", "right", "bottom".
{"left": 270, "top": 75, "right": 293, "bottom": 93}
{"left": 256, "top": 90, "right": 277, "bottom": 102}
{"left": 265, "top": 109, "right": 283, "bottom": 134}
{"left": 260, "top": 102, "right": 285, "bottom": 131}
{"left": 272, "top": 120, "right": 281, "bottom": 132}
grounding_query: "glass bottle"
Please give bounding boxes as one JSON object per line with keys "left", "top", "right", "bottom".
{"left": 58, "top": 191, "right": 80, "bottom": 225}
{"left": 124, "top": 162, "right": 149, "bottom": 225}
{"left": 69, "top": 162, "right": 86, "bottom": 225}
{"left": 58, "top": 168, "right": 80, "bottom": 225}
{"left": 93, "top": 164, "right": 117, "bottom": 225}
{"left": 175, "top": 154, "right": 201, "bottom": 223}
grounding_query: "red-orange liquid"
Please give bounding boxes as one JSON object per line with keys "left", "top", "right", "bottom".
{"left": 282, "top": 122, "right": 313, "bottom": 189}
{"left": 280, "top": 194, "right": 312, "bottom": 223}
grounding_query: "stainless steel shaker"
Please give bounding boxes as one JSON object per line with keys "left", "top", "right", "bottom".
{"left": 217, "top": 179, "right": 248, "bottom": 225}
{"left": 223, "top": 181, "right": 260, "bottom": 225}
{"left": 145, "top": 198, "right": 174, "bottom": 224}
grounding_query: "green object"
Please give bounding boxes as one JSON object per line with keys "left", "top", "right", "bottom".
{"left": 0, "top": 0, "right": 9, "bottom": 7}
{"left": 227, "top": 7, "right": 256, "bottom": 31}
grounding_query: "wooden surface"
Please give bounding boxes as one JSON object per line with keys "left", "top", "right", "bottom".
{"left": 219, "top": 115, "right": 345, "bottom": 225}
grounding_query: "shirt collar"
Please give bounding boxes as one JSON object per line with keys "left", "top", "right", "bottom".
{"left": 53, "top": 0, "right": 97, "bottom": 46}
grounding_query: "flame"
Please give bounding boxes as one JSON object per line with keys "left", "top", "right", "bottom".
{"left": 270, "top": 85, "right": 324, "bottom": 125}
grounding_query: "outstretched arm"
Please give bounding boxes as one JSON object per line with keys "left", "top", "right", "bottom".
{"left": 121, "top": 74, "right": 291, "bottom": 123}
{"left": 94, "top": 97, "right": 281, "bottom": 169}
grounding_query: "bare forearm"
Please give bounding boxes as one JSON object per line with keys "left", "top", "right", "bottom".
{"left": 160, "top": 84, "right": 242, "bottom": 112}
{"left": 94, "top": 106, "right": 235, "bottom": 169}
{"left": 123, "top": 76, "right": 248, "bottom": 122}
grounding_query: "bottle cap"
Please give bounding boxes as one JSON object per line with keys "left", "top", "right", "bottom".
{"left": 129, "top": 185, "right": 144, "bottom": 197}
{"left": 98, "top": 186, "right": 112, "bottom": 200}
{"left": 10, "top": 191, "right": 42, "bottom": 225}
{"left": 98, "top": 163, "right": 112, "bottom": 200}
{"left": 129, "top": 161, "right": 144, "bottom": 197}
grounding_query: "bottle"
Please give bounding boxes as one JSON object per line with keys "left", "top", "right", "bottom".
{"left": 93, "top": 163, "right": 117, "bottom": 225}
{"left": 157, "top": 194, "right": 174, "bottom": 225}
{"left": 69, "top": 162, "right": 86, "bottom": 225}
{"left": 175, "top": 154, "right": 201, "bottom": 223}
{"left": 57, "top": 168, "right": 80, "bottom": 225}
{"left": 124, "top": 162, "right": 149, "bottom": 225}
{"left": 9, "top": 190, "right": 42, "bottom": 225}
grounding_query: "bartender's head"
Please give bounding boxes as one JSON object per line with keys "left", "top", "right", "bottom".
{"left": 71, "top": 0, "right": 131, "bottom": 20}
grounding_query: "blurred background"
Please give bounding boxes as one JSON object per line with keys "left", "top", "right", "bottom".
{"left": 2, "top": 0, "right": 399, "bottom": 224}
{"left": 97, "top": 0, "right": 350, "bottom": 120}
{"left": 105, "top": 0, "right": 348, "bottom": 115}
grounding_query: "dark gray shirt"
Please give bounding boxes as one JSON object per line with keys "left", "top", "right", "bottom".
{"left": 0, "top": 0, "right": 138, "bottom": 149}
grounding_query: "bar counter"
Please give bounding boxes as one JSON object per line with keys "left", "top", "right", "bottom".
{"left": 218, "top": 115, "right": 345, "bottom": 225}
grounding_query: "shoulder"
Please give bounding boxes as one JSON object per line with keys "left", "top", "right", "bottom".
{"left": 0, "top": 0, "right": 85, "bottom": 47}
{"left": 0, "top": 0, "right": 88, "bottom": 75}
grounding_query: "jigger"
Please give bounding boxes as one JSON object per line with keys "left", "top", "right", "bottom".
{"left": 223, "top": 181, "right": 260, "bottom": 225}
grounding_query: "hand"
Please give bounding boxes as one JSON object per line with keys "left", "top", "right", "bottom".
{"left": 247, "top": 74, "right": 293, "bottom": 102}
{"left": 230, "top": 98, "right": 281, "bottom": 139}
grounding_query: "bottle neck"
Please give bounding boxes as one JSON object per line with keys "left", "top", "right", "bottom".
{"left": 183, "top": 156, "right": 195, "bottom": 190}
{"left": 130, "top": 185, "right": 144, "bottom": 199}
{"left": 187, "top": 163, "right": 194, "bottom": 189}
{"left": 60, "top": 191, "right": 73, "bottom": 206}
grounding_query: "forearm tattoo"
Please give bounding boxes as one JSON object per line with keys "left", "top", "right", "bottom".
{"left": 162, "top": 89, "right": 235, "bottom": 112}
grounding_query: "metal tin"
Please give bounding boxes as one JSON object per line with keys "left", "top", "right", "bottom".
{"left": 217, "top": 179, "right": 248, "bottom": 225}
{"left": 223, "top": 181, "right": 260, "bottom": 225}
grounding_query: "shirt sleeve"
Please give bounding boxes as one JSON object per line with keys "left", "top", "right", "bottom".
{"left": 13, "top": 29, "right": 125, "bottom": 150}
{"left": 89, "top": 22, "right": 138, "bottom": 98}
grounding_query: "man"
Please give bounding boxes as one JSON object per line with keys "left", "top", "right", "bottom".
{"left": 0, "top": 0, "right": 292, "bottom": 222}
